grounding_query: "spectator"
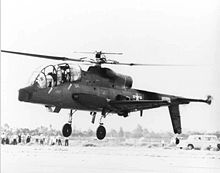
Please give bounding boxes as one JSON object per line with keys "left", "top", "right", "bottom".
{"left": 5, "top": 136, "right": 10, "bottom": 144}
{"left": 21, "top": 133, "right": 25, "bottom": 143}
{"left": 26, "top": 135, "right": 31, "bottom": 143}
{"left": 58, "top": 139, "right": 62, "bottom": 146}
{"left": 50, "top": 136, "right": 56, "bottom": 145}
{"left": 65, "top": 137, "right": 69, "bottom": 146}
{"left": 12, "top": 134, "right": 17, "bottom": 145}
{"left": 57, "top": 135, "right": 62, "bottom": 146}
{"left": 40, "top": 134, "right": 44, "bottom": 145}
{"left": 161, "top": 139, "right": 165, "bottom": 147}
{"left": 1, "top": 132, "right": 6, "bottom": 144}
{"left": 18, "top": 134, "right": 22, "bottom": 143}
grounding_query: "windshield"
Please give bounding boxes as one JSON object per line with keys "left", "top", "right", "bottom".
{"left": 31, "top": 63, "right": 81, "bottom": 88}
{"left": 28, "top": 66, "right": 45, "bottom": 86}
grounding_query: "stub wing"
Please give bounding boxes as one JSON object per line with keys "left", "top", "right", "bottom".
{"left": 109, "top": 100, "right": 170, "bottom": 112}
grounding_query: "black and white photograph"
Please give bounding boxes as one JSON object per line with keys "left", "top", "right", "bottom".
{"left": 1, "top": 0, "right": 220, "bottom": 172}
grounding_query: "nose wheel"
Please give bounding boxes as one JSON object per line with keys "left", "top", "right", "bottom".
{"left": 96, "top": 124, "right": 106, "bottom": 140}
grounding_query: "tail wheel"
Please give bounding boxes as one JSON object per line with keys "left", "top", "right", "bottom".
{"left": 187, "top": 144, "right": 194, "bottom": 150}
{"left": 96, "top": 125, "right": 106, "bottom": 140}
{"left": 62, "top": 123, "right": 72, "bottom": 137}
{"left": 217, "top": 144, "right": 220, "bottom": 150}
{"left": 175, "top": 138, "right": 180, "bottom": 145}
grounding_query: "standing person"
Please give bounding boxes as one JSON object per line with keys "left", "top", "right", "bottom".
{"left": 18, "top": 134, "right": 22, "bottom": 143}
{"left": 21, "top": 133, "right": 25, "bottom": 144}
{"left": 57, "top": 135, "right": 62, "bottom": 146}
{"left": 50, "top": 136, "right": 56, "bottom": 145}
{"left": 56, "top": 136, "right": 59, "bottom": 145}
{"left": 12, "top": 134, "right": 17, "bottom": 145}
{"left": 35, "top": 135, "right": 39, "bottom": 144}
{"left": 161, "top": 139, "right": 165, "bottom": 147}
{"left": 5, "top": 136, "right": 10, "bottom": 144}
{"left": 40, "top": 134, "right": 44, "bottom": 145}
{"left": 1, "top": 132, "right": 6, "bottom": 145}
{"left": 65, "top": 137, "right": 69, "bottom": 146}
{"left": 26, "top": 135, "right": 31, "bottom": 143}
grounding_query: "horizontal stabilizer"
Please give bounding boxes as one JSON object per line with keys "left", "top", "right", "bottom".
{"left": 176, "top": 95, "right": 213, "bottom": 105}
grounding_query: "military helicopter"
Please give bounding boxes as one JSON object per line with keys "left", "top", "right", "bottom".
{"left": 1, "top": 50, "right": 212, "bottom": 143}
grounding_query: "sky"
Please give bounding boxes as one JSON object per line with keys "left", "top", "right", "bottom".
{"left": 1, "top": 0, "right": 220, "bottom": 133}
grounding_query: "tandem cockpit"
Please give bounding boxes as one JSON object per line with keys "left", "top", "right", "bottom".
{"left": 30, "top": 63, "right": 82, "bottom": 88}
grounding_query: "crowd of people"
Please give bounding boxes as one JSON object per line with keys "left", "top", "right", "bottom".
{"left": 1, "top": 132, "right": 69, "bottom": 146}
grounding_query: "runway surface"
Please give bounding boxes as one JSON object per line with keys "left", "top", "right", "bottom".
{"left": 1, "top": 145, "right": 220, "bottom": 173}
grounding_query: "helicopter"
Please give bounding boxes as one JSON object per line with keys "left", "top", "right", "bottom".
{"left": 1, "top": 50, "right": 212, "bottom": 142}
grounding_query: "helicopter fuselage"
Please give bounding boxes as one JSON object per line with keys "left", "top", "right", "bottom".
{"left": 19, "top": 72, "right": 170, "bottom": 113}
{"left": 18, "top": 64, "right": 180, "bottom": 115}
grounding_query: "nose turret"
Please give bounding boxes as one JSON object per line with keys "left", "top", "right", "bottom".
{"left": 18, "top": 86, "right": 35, "bottom": 102}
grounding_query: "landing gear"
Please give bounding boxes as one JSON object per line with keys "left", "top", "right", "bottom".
{"left": 187, "top": 144, "right": 194, "bottom": 150}
{"left": 62, "top": 109, "right": 76, "bottom": 137}
{"left": 173, "top": 134, "right": 180, "bottom": 145}
{"left": 95, "top": 110, "right": 108, "bottom": 140}
{"left": 90, "top": 112, "right": 97, "bottom": 124}
{"left": 62, "top": 123, "right": 72, "bottom": 137}
{"left": 96, "top": 124, "right": 106, "bottom": 140}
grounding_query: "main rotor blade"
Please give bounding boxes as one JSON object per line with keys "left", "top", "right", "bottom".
{"left": 73, "top": 51, "right": 95, "bottom": 54}
{"left": 1, "top": 50, "right": 82, "bottom": 62}
{"left": 73, "top": 51, "right": 123, "bottom": 55}
{"left": 105, "top": 61, "right": 194, "bottom": 66}
{"left": 1, "top": 50, "right": 195, "bottom": 66}
{"left": 102, "top": 52, "right": 123, "bottom": 55}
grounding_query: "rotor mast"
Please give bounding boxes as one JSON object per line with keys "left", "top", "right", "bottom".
{"left": 74, "top": 51, "right": 123, "bottom": 66}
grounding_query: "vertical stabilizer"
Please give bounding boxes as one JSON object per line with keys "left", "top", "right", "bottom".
{"left": 168, "top": 105, "right": 182, "bottom": 134}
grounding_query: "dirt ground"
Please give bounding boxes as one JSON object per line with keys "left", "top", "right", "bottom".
{"left": 1, "top": 145, "right": 220, "bottom": 173}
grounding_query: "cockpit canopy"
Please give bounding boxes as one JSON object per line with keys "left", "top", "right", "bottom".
{"left": 31, "top": 63, "right": 81, "bottom": 88}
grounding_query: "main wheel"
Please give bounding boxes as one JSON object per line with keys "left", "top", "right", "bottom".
{"left": 96, "top": 125, "right": 106, "bottom": 140}
{"left": 62, "top": 123, "right": 72, "bottom": 137}
{"left": 187, "top": 144, "right": 194, "bottom": 150}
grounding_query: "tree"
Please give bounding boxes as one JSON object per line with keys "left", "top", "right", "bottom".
{"left": 118, "top": 127, "right": 124, "bottom": 138}
{"left": 86, "top": 129, "right": 94, "bottom": 137}
{"left": 132, "top": 124, "right": 143, "bottom": 138}
{"left": 3, "top": 123, "right": 9, "bottom": 130}
{"left": 109, "top": 129, "right": 118, "bottom": 138}
{"left": 143, "top": 128, "right": 150, "bottom": 138}
{"left": 124, "top": 131, "right": 132, "bottom": 138}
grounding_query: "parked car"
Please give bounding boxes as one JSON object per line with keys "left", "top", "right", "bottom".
{"left": 177, "top": 135, "right": 220, "bottom": 150}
